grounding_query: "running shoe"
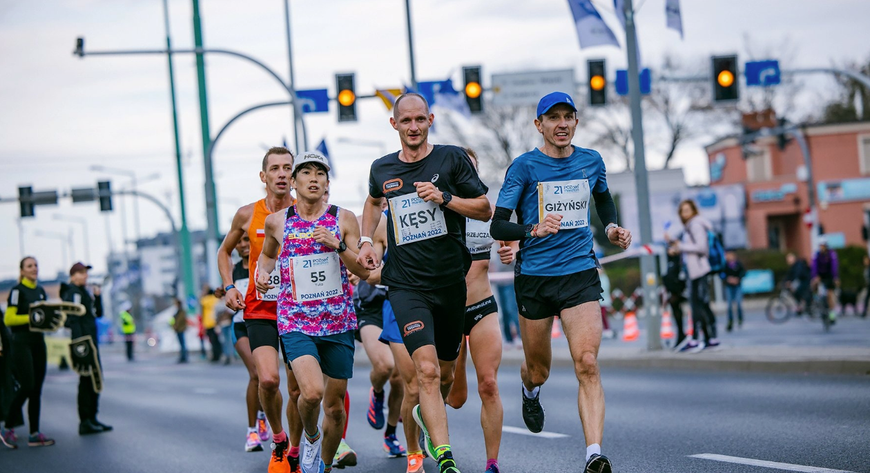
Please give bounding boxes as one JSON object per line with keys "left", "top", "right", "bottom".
{"left": 677, "top": 340, "right": 699, "bottom": 353}
{"left": 436, "top": 451, "right": 460, "bottom": 473}
{"left": 258, "top": 414, "right": 272, "bottom": 442}
{"left": 406, "top": 453, "right": 425, "bottom": 473}
{"left": 705, "top": 339, "right": 721, "bottom": 349}
{"left": 27, "top": 432, "right": 55, "bottom": 447}
{"left": 0, "top": 427, "right": 17, "bottom": 449}
{"left": 383, "top": 433, "right": 407, "bottom": 457}
{"left": 411, "top": 404, "right": 437, "bottom": 459}
{"left": 367, "top": 387, "right": 386, "bottom": 430}
{"left": 301, "top": 432, "right": 324, "bottom": 473}
{"left": 688, "top": 342, "right": 706, "bottom": 354}
{"left": 269, "top": 437, "right": 291, "bottom": 473}
{"left": 246, "top": 431, "right": 263, "bottom": 452}
{"left": 521, "top": 387, "right": 545, "bottom": 433}
{"left": 484, "top": 462, "right": 500, "bottom": 473}
{"left": 2, "top": 427, "right": 16, "bottom": 445}
{"left": 333, "top": 438, "right": 357, "bottom": 468}
{"left": 585, "top": 453, "right": 612, "bottom": 473}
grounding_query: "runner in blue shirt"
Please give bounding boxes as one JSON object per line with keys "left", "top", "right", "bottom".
{"left": 490, "top": 92, "right": 631, "bottom": 473}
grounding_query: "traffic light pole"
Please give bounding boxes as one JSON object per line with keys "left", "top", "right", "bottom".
{"left": 404, "top": 0, "right": 418, "bottom": 90}
{"left": 163, "top": 0, "right": 196, "bottom": 305}
{"left": 283, "top": 0, "right": 307, "bottom": 154}
{"left": 624, "top": 0, "right": 662, "bottom": 350}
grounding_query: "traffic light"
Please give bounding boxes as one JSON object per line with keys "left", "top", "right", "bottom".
{"left": 98, "top": 181, "right": 113, "bottom": 212}
{"left": 463, "top": 66, "right": 483, "bottom": 114}
{"left": 335, "top": 73, "right": 357, "bottom": 122}
{"left": 712, "top": 55, "right": 739, "bottom": 102}
{"left": 587, "top": 59, "right": 607, "bottom": 106}
{"left": 18, "top": 186, "right": 34, "bottom": 218}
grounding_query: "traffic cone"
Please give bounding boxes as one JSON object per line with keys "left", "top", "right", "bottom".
{"left": 660, "top": 311, "right": 675, "bottom": 339}
{"left": 551, "top": 316, "right": 562, "bottom": 338}
{"left": 622, "top": 312, "right": 639, "bottom": 341}
{"left": 685, "top": 311, "right": 694, "bottom": 337}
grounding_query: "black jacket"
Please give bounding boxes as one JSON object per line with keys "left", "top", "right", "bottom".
{"left": 61, "top": 283, "right": 103, "bottom": 340}
{"left": 723, "top": 260, "right": 746, "bottom": 286}
{"left": 786, "top": 259, "right": 811, "bottom": 286}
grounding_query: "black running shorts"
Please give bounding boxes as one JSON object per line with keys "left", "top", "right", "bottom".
{"left": 515, "top": 268, "right": 602, "bottom": 320}
{"left": 388, "top": 281, "right": 466, "bottom": 361}
{"left": 245, "top": 319, "right": 280, "bottom": 352}
{"left": 464, "top": 295, "right": 498, "bottom": 336}
{"left": 233, "top": 321, "right": 248, "bottom": 342}
{"left": 354, "top": 305, "right": 384, "bottom": 342}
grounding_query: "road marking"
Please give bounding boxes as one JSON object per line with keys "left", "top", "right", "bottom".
{"left": 193, "top": 388, "right": 217, "bottom": 395}
{"left": 502, "top": 426, "right": 568, "bottom": 439}
{"left": 689, "top": 454, "right": 855, "bottom": 472}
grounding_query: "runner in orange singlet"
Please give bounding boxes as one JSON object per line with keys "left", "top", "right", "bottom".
{"left": 218, "top": 146, "right": 303, "bottom": 473}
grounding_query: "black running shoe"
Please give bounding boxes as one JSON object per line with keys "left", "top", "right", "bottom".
{"left": 521, "top": 386, "right": 545, "bottom": 433}
{"left": 585, "top": 454, "right": 612, "bottom": 473}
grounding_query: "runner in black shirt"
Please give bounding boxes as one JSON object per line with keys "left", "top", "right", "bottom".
{"left": 357, "top": 93, "right": 490, "bottom": 473}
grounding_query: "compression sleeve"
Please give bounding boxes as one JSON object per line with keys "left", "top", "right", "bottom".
{"left": 4, "top": 306, "right": 29, "bottom": 327}
{"left": 490, "top": 206, "right": 529, "bottom": 241}
{"left": 593, "top": 189, "right": 617, "bottom": 226}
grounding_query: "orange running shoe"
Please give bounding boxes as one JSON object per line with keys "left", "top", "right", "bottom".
{"left": 406, "top": 453, "right": 425, "bottom": 473}
{"left": 269, "top": 438, "right": 291, "bottom": 473}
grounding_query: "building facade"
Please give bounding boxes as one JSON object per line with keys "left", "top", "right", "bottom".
{"left": 706, "top": 122, "right": 870, "bottom": 260}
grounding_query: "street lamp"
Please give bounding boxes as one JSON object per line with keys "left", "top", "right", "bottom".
{"left": 53, "top": 214, "right": 91, "bottom": 263}
{"left": 34, "top": 229, "right": 73, "bottom": 273}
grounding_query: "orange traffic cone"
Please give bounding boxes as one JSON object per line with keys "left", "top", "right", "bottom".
{"left": 685, "top": 311, "right": 694, "bottom": 337}
{"left": 660, "top": 311, "right": 675, "bottom": 339}
{"left": 551, "top": 316, "right": 562, "bottom": 338}
{"left": 622, "top": 312, "right": 639, "bottom": 341}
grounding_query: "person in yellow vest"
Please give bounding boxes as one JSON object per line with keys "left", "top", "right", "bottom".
{"left": 119, "top": 302, "right": 136, "bottom": 362}
{"left": 200, "top": 285, "right": 222, "bottom": 363}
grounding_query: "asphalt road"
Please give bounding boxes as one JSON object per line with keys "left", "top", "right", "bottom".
{"left": 1, "top": 350, "right": 868, "bottom": 473}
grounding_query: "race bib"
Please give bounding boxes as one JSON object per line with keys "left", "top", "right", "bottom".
{"left": 254, "top": 263, "right": 281, "bottom": 302}
{"left": 290, "top": 253, "right": 343, "bottom": 302}
{"left": 466, "top": 217, "right": 494, "bottom": 255}
{"left": 389, "top": 194, "right": 448, "bottom": 246}
{"left": 538, "top": 179, "right": 590, "bottom": 229}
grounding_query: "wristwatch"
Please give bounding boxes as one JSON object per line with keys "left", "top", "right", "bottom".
{"left": 358, "top": 236, "right": 374, "bottom": 249}
{"left": 605, "top": 223, "right": 619, "bottom": 237}
{"left": 336, "top": 240, "right": 348, "bottom": 253}
{"left": 440, "top": 191, "right": 453, "bottom": 210}
{"left": 224, "top": 284, "right": 236, "bottom": 292}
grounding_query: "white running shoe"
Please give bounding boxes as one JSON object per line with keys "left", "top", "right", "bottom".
{"left": 301, "top": 431, "right": 324, "bottom": 473}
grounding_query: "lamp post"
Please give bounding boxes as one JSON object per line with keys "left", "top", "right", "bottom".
{"left": 53, "top": 214, "right": 91, "bottom": 263}
{"left": 34, "top": 229, "right": 73, "bottom": 274}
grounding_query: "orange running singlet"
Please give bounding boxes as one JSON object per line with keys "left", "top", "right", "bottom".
{"left": 244, "top": 199, "right": 281, "bottom": 320}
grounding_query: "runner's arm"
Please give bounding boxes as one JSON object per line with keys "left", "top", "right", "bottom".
{"left": 365, "top": 217, "right": 388, "bottom": 285}
{"left": 592, "top": 189, "right": 618, "bottom": 229}
{"left": 360, "top": 195, "right": 384, "bottom": 240}
{"left": 445, "top": 194, "right": 492, "bottom": 221}
{"left": 490, "top": 206, "right": 533, "bottom": 241}
{"left": 336, "top": 210, "right": 371, "bottom": 280}
{"left": 218, "top": 205, "right": 252, "bottom": 290}
{"left": 256, "top": 213, "right": 282, "bottom": 293}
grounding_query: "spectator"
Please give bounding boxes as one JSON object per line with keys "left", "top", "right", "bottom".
{"left": 723, "top": 251, "right": 746, "bottom": 332}
{"left": 662, "top": 251, "right": 688, "bottom": 350}
{"left": 119, "top": 302, "right": 136, "bottom": 362}
{"left": 811, "top": 239, "right": 839, "bottom": 323}
{"left": 0, "top": 308, "right": 15, "bottom": 449}
{"left": 200, "top": 285, "right": 222, "bottom": 363}
{"left": 667, "top": 200, "right": 719, "bottom": 353}
{"left": 785, "top": 252, "right": 811, "bottom": 315}
{"left": 216, "top": 303, "right": 234, "bottom": 365}
{"left": 169, "top": 299, "right": 188, "bottom": 363}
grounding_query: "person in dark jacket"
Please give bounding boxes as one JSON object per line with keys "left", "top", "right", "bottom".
{"left": 0, "top": 308, "right": 17, "bottom": 449}
{"left": 785, "top": 252, "right": 811, "bottom": 315}
{"left": 61, "top": 262, "right": 112, "bottom": 435}
{"left": 723, "top": 251, "right": 747, "bottom": 332}
{"left": 662, "top": 251, "right": 688, "bottom": 349}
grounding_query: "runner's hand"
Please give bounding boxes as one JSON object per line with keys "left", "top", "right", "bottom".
{"left": 92, "top": 285, "right": 101, "bottom": 297}
{"left": 357, "top": 243, "right": 379, "bottom": 270}
{"left": 535, "top": 213, "right": 562, "bottom": 237}
{"left": 608, "top": 226, "right": 632, "bottom": 250}
{"left": 413, "top": 182, "right": 443, "bottom": 205}
{"left": 348, "top": 272, "right": 360, "bottom": 286}
{"left": 313, "top": 225, "right": 340, "bottom": 250}
{"left": 497, "top": 243, "right": 514, "bottom": 265}
{"left": 255, "top": 272, "right": 273, "bottom": 295}
{"left": 225, "top": 287, "right": 246, "bottom": 310}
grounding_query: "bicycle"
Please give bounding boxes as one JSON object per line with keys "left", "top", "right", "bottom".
{"left": 810, "top": 283, "right": 833, "bottom": 332}
{"left": 766, "top": 281, "right": 799, "bottom": 323}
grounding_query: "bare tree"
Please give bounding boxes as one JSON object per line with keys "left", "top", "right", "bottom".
{"left": 740, "top": 33, "right": 805, "bottom": 121}
{"left": 822, "top": 55, "right": 870, "bottom": 123}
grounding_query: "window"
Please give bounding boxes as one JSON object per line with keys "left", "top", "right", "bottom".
{"left": 859, "top": 134, "right": 870, "bottom": 175}
{"left": 746, "top": 147, "right": 772, "bottom": 182}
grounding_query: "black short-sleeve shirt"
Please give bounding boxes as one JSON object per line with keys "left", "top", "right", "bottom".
{"left": 368, "top": 144, "right": 489, "bottom": 289}
{"left": 7, "top": 282, "right": 47, "bottom": 333}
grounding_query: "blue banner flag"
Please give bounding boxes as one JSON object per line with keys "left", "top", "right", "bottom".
{"left": 567, "top": 0, "right": 620, "bottom": 49}
{"left": 315, "top": 138, "right": 335, "bottom": 178}
{"left": 295, "top": 89, "right": 329, "bottom": 113}
{"left": 665, "top": 0, "right": 684, "bottom": 39}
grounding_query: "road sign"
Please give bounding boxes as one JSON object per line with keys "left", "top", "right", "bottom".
{"left": 296, "top": 89, "right": 329, "bottom": 113}
{"left": 615, "top": 68, "right": 651, "bottom": 96}
{"left": 491, "top": 69, "right": 575, "bottom": 107}
{"left": 745, "top": 60, "right": 780, "bottom": 86}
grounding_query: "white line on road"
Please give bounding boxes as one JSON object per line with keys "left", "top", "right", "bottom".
{"left": 502, "top": 426, "right": 568, "bottom": 439}
{"left": 193, "top": 388, "right": 217, "bottom": 395}
{"left": 689, "top": 453, "right": 855, "bottom": 472}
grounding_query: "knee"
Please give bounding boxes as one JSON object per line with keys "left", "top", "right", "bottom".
{"left": 287, "top": 385, "right": 301, "bottom": 403}
{"left": 259, "top": 374, "right": 281, "bottom": 394}
{"left": 416, "top": 360, "right": 440, "bottom": 385}
{"left": 324, "top": 399, "right": 346, "bottom": 424}
{"left": 477, "top": 374, "right": 499, "bottom": 401}
{"left": 525, "top": 363, "right": 550, "bottom": 387}
{"left": 299, "top": 386, "right": 324, "bottom": 409}
{"left": 372, "top": 358, "right": 394, "bottom": 380}
{"left": 573, "top": 351, "right": 600, "bottom": 381}
{"left": 439, "top": 367, "right": 454, "bottom": 388}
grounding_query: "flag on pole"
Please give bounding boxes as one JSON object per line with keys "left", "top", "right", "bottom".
{"left": 315, "top": 138, "right": 335, "bottom": 178}
{"left": 432, "top": 78, "right": 471, "bottom": 118}
{"left": 375, "top": 88, "right": 403, "bottom": 110}
{"left": 666, "top": 0, "right": 683, "bottom": 39}
{"left": 566, "top": 0, "right": 620, "bottom": 49}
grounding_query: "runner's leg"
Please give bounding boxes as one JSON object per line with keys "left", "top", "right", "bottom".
{"left": 468, "top": 313, "right": 503, "bottom": 462}
{"left": 235, "top": 336, "right": 260, "bottom": 428}
{"left": 412, "top": 346, "right": 451, "bottom": 447}
{"left": 445, "top": 339, "right": 468, "bottom": 409}
{"left": 519, "top": 316, "right": 554, "bottom": 391}
{"left": 285, "top": 364, "right": 303, "bottom": 447}
{"left": 391, "top": 342, "right": 421, "bottom": 453}
{"left": 253, "top": 346, "right": 284, "bottom": 436}
{"left": 559, "top": 301, "right": 604, "bottom": 446}
{"left": 321, "top": 378, "right": 349, "bottom": 466}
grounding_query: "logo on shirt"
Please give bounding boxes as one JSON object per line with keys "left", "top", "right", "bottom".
{"left": 403, "top": 320, "right": 425, "bottom": 337}
{"left": 383, "top": 178, "right": 403, "bottom": 193}
{"left": 431, "top": 174, "right": 440, "bottom": 183}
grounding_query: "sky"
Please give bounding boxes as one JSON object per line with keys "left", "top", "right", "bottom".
{"left": 1, "top": 0, "right": 869, "bottom": 281}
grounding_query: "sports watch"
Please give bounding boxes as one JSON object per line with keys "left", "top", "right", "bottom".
{"left": 440, "top": 191, "right": 453, "bottom": 210}
{"left": 336, "top": 240, "right": 348, "bottom": 253}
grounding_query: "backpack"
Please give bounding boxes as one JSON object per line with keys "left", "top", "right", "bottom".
{"left": 706, "top": 229, "right": 726, "bottom": 274}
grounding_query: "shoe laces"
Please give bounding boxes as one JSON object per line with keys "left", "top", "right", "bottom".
{"left": 272, "top": 440, "right": 287, "bottom": 462}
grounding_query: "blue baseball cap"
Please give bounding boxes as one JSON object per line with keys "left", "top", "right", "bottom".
{"left": 536, "top": 92, "right": 577, "bottom": 117}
